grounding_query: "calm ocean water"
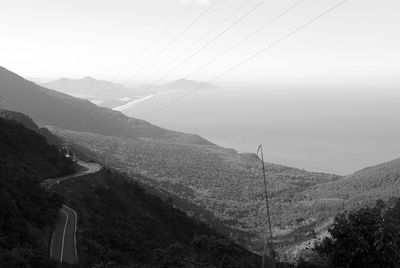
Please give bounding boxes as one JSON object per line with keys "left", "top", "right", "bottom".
{"left": 122, "top": 86, "right": 400, "bottom": 175}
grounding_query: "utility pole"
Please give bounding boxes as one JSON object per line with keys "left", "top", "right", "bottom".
{"left": 257, "top": 145, "right": 275, "bottom": 268}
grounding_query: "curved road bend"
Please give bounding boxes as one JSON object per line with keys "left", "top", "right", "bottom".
{"left": 42, "top": 160, "right": 102, "bottom": 264}
{"left": 42, "top": 161, "right": 102, "bottom": 190}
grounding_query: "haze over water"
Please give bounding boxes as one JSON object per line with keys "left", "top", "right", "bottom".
{"left": 125, "top": 84, "right": 400, "bottom": 175}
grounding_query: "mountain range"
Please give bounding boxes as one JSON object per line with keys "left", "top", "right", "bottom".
{"left": 2, "top": 65, "right": 400, "bottom": 259}
{"left": 41, "top": 76, "right": 134, "bottom": 108}
{"left": 42, "top": 76, "right": 217, "bottom": 110}
{"left": 0, "top": 66, "right": 213, "bottom": 146}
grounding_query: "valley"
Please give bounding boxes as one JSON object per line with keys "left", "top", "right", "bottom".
{"left": 51, "top": 126, "right": 400, "bottom": 258}
{"left": 2, "top": 65, "right": 400, "bottom": 265}
{"left": 51, "top": 128, "right": 343, "bottom": 252}
{"left": 2, "top": 0, "right": 400, "bottom": 266}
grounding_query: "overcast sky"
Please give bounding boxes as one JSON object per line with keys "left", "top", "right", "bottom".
{"left": 1, "top": 0, "right": 399, "bottom": 87}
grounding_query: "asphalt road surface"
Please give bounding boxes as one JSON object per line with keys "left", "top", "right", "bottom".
{"left": 43, "top": 160, "right": 102, "bottom": 264}
{"left": 41, "top": 160, "right": 102, "bottom": 190}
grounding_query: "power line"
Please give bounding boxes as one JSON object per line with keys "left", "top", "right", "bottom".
{"left": 118, "top": 0, "right": 221, "bottom": 87}
{"left": 128, "top": 0, "right": 303, "bottom": 111}
{"left": 141, "top": 0, "right": 348, "bottom": 119}
{"left": 50, "top": 1, "right": 194, "bottom": 126}
{"left": 94, "top": 0, "right": 194, "bottom": 96}
{"left": 133, "top": 0, "right": 253, "bottom": 91}
{"left": 130, "top": 0, "right": 269, "bottom": 99}
{"left": 184, "top": 0, "right": 305, "bottom": 78}
{"left": 57, "top": 0, "right": 263, "bottom": 132}
{"left": 101, "top": 0, "right": 260, "bottom": 106}
{"left": 96, "top": 0, "right": 221, "bottom": 102}
{"left": 48, "top": 0, "right": 346, "bottom": 137}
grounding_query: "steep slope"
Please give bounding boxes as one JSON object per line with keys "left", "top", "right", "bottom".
{"left": 0, "top": 112, "right": 260, "bottom": 267}
{"left": 51, "top": 127, "right": 340, "bottom": 252}
{"left": 50, "top": 170, "right": 262, "bottom": 267}
{"left": 0, "top": 109, "right": 62, "bottom": 146}
{"left": 0, "top": 117, "right": 74, "bottom": 267}
{"left": 306, "top": 157, "right": 400, "bottom": 208}
{"left": 0, "top": 66, "right": 213, "bottom": 145}
{"left": 0, "top": 116, "right": 74, "bottom": 178}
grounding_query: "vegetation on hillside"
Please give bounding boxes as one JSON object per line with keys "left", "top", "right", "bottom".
{"left": 297, "top": 198, "right": 400, "bottom": 268}
{"left": 53, "top": 129, "right": 340, "bottom": 250}
{"left": 0, "top": 109, "right": 63, "bottom": 146}
{"left": 305, "top": 158, "right": 400, "bottom": 210}
{"left": 52, "top": 169, "right": 262, "bottom": 267}
{"left": 2, "top": 110, "right": 399, "bottom": 267}
{"left": 0, "top": 116, "right": 74, "bottom": 267}
{"left": 53, "top": 128, "right": 400, "bottom": 262}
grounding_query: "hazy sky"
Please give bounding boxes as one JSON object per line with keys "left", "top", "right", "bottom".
{"left": 1, "top": 0, "right": 399, "bottom": 87}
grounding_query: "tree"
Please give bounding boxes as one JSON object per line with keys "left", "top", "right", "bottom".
{"left": 315, "top": 200, "right": 400, "bottom": 268}
{"left": 155, "top": 243, "right": 191, "bottom": 268}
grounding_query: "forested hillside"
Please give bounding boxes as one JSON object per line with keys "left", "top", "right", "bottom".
{"left": 50, "top": 168, "right": 262, "bottom": 267}
{"left": 0, "top": 109, "right": 62, "bottom": 146}
{"left": 0, "top": 111, "right": 261, "bottom": 267}
{"left": 0, "top": 117, "right": 74, "bottom": 267}
{"left": 304, "top": 157, "right": 400, "bottom": 210}
{"left": 51, "top": 128, "right": 340, "bottom": 252}
{"left": 297, "top": 198, "right": 400, "bottom": 268}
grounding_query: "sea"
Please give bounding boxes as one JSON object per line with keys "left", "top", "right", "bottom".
{"left": 120, "top": 85, "right": 400, "bottom": 175}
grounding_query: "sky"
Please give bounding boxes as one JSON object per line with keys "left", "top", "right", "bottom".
{"left": 1, "top": 0, "right": 400, "bottom": 174}
{"left": 1, "top": 0, "right": 399, "bottom": 87}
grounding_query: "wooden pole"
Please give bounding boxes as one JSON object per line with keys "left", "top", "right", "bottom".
{"left": 257, "top": 145, "right": 275, "bottom": 268}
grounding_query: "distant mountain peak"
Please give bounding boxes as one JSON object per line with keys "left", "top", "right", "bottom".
{"left": 52, "top": 76, "right": 97, "bottom": 83}
{"left": 175, "top": 78, "right": 191, "bottom": 83}
{"left": 81, "top": 76, "right": 96, "bottom": 81}
{"left": 0, "top": 66, "right": 214, "bottom": 146}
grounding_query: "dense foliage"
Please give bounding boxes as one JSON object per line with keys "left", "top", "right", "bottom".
{"left": 305, "top": 158, "right": 400, "bottom": 212}
{"left": 53, "top": 169, "right": 261, "bottom": 267}
{"left": 297, "top": 199, "right": 400, "bottom": 268}
{"left": 53, "top": 129, "right": 339, "bottom": 251}
{"left": 0, "top": 115, "right": 74, "bottom": 178}
{"left": 55, "top": 128, "right": 400, "bottom": 257}
{"left": 0, "top": 109, "right": 63, "bottom": 146}
{"left": 0, "top": 117, "right": 74, "bottom": 267}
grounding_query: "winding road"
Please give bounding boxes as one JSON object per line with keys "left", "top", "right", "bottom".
{"left": 41, "top": 160, "right": 102, "bottom": 264}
